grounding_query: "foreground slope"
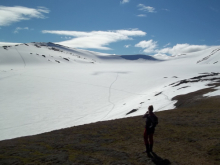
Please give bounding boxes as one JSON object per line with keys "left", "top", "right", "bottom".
{"left": 0, "top": 42, "right": 220, "bottom": 141}
{"left": 0, "top": 89, "right": 219, "bottom": 165}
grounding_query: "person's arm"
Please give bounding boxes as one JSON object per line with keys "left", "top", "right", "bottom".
{"left": 142, "top": 112, "right": 148, "bottom": 118}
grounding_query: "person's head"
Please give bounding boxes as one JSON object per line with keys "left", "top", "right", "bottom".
{"left": 148, "top": 105, "right": 154, "bottom": 113}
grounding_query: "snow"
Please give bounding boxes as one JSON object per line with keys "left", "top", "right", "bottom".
{"left": 204, "top": 86, "right": 220, "bottom": 97}
{"left": 0, "top": 42, "right": 20, "bottom": 46}
{"left": 0, "top": 42, "right": 220, "bottom": 141}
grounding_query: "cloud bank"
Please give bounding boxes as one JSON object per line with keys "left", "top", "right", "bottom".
{"left": 158, "top": 44, "right": 210, "bottom": 56}
{"left": 0, "top": 42, "right": 20, "bottom": 46}
{"left": 42, "top": 29, "right": 146, "bottom": 50}
{"left": 135, "top": 39, "right": 211, "bottom": 56}
{"left": 0, "top": 6, "right": 49, "bottom": 26}
{"left": 42, "top": 29, "right": 210, "bottom": 55}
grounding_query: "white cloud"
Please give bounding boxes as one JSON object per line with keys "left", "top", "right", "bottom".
{"left": 124, "top": 44, "right": 131, "bottom": 48}
{"left": 42, "top": 29, "right": 146, "bottom": 50}
{"left": 14, "top": 27, "right": 29, "bottom": 33}
{"left": 138, "top": 4, "right": 156, "bottom": 13}
{"left": 137, "top": 14, "right": 146, "bottom": 17}
{"left": 158, "top": 43, "right": 210, "bottom": 56}
{"left": 135, "top": 40, "right": 157, "bottom": 53}
{"left": 0, "top": 42, "right": 20, "bottom": 46}
{"left": 120, "top": 0, "right": 130, "bottom": 4}
{"left": 163, "top": 43, "right": 170, "bottom": 47}
{"left": 135, "top": 40, "right": 211, "bottom": 56}
{"left": 0, "top": 6, "right": 49, "bottom": 26}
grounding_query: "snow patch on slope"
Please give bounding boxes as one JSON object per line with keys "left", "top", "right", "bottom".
{"left": 0, "top": 42, "right": 220, "bottom": 141}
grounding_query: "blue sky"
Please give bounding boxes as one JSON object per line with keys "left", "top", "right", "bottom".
{"left": 0, "top": 0, "right": 220, "bottom": 55}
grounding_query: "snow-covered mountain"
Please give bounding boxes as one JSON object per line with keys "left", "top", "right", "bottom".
{"left": 0, "top": 42, "right": 220, "bottom": 141}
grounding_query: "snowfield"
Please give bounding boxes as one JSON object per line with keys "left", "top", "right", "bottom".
{"left": 0, "top": 42, "right": 220, "bottom": 141}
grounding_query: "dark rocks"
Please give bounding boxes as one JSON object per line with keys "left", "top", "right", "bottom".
{"left": 155, "top": 92, "right": 162, "bottom": 96}
{"left": 126, "top": 109, "right": 138, "bottom": 115}
{"left": 177, "top": 86, "right": 190, "bottom": 90}
{"left": 169, "top": 72, "right": 220, "bottom": 87}
{"left": 63, "top": 58, "right": 69, "bottom": 61}
{"left": 197, "top": 48, "right": 220, "bottom": 63}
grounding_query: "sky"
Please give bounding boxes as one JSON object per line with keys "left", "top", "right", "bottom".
{"left": 0, "top": 0, "right": 220, "bottom": 55}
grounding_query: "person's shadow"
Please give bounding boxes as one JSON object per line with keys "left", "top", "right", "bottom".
{"left": 148, "top": 152, "right": 171, "bottom": 165}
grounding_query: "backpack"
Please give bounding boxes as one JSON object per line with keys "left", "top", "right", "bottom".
{"left": 147, "top": 114, "right": 158, "bottom": 128}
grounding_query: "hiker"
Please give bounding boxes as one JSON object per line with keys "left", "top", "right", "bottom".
{"left": 143, "top": 105, "right": 158, "bottom": 155}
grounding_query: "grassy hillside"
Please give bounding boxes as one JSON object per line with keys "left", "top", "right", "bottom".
{"left": 0, "top": 87, "right": 220, "bottom": 165}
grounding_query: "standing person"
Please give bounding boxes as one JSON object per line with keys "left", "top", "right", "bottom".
{"left": 143, "top": 105, "right": 158, "bottom": 155}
